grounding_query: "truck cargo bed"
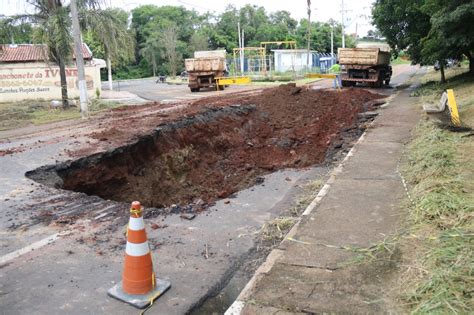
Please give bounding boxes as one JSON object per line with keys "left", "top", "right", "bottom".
{"left": 338, "top": 48, "right": 390, "bottom": 66}
{"left": 185, "top": 57, "right": 226, "bottom": 72}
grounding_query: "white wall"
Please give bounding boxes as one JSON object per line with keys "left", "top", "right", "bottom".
{"left": 0, "top": 60, "right": 104, "bottom": 103}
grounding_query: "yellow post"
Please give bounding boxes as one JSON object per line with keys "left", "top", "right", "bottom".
{"left": 215, "top": 76, "right": 251, "bottom": 87}
{"left": 305, "top": 73, "right": 337, "bottom": 79}
{"left": 446, "top": 89, "right": 461, "bottom": 127}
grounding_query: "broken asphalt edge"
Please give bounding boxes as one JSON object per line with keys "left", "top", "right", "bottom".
{"left": 224, "top": 92, "right": 399, "bottom": 315}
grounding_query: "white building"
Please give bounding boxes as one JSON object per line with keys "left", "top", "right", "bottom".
{"left": 272, "top": 49, "right": 317, "bottom": 72}
{"left": 0, "top": 43, "right": 105, "bottom": 102}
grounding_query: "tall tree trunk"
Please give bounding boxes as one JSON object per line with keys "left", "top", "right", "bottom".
{"left": 152, "top": 51, "right": 156, "bottom": 77}
{"left": 466, "top": 52, "right": 474, "bottom": 74}
{"left": 440, "top": 63, "right": 446, "bottom": 84}
{"left": 107, "top": 55, "right": 113, "bottom": 91}
{"left": 58, "top": 55, "right": 69, "bottom": 109}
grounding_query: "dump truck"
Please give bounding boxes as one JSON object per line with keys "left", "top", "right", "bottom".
{"left": 338, "top": 45, "right": 392, "bottom": 88}
{"left": 185, "top": 50, "right": 227, "bottom": 92}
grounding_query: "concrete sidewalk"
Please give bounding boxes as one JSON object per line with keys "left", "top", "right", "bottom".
{"left": 100, "top": 89, "right": 149, "bottom": 104}
{"left": 227, "top": 74, "right": 422, "bottom": 314}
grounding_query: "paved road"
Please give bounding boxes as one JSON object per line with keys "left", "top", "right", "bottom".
{"left": 102, "top": 64, "right": 415, "bottom": 104}
{"left": 102, "top": 79, "right": 262, "bottom": 103}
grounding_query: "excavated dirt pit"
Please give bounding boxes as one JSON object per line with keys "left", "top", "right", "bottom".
{"left": 27, "top": 85, "right": 384, "bottom": 210}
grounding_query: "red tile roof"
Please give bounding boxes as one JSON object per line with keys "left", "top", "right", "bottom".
{"left": 0, "top": 43, "right": 93, "bottom": 62}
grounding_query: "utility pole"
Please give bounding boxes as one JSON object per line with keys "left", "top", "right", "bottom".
{"left": 331, "top": 25, "right": 334, "bottom": 66}
{"left": 355, "top": 22, "right": 361, "bottom": 46}
{"left": 341, "top": 0, "right": 345, "bottom": 48}
{"left": 70, "top": 0, "right": 89, "bottom": 118}
{"left": 107, "top": 54, "right": 113, "bottom": 91}
{"left": 242, "top": 29, "right": 245, "bottom": 74}
{"left": 237, "top": 22, "right": 245, "bottom": 74}
{"left": 306, "top": 0, "right": 311, "bottom": 70}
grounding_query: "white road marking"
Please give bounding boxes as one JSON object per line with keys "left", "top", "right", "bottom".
{"left": 0, "top": 231, "right": 69, "bottom": 266}
{"left": 225, "top": 301, "right": 245, "bottom": 315}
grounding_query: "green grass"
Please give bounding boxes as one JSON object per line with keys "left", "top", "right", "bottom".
{"left": 0, "top": 99, "right": 121, "bottom": 131}
{"left": 396, "top": 69, "right": 474, "bottom": 313}
{"left": 392, "top": 57, "right": 411, "bottom": 65}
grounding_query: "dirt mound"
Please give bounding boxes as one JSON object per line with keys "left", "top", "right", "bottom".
{"left": 28, "top": 85, "right": 384, "bottom": 208}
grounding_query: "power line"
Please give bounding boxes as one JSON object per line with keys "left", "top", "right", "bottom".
{"left": 176, "top": 0, "right": 216, "bottom": 13}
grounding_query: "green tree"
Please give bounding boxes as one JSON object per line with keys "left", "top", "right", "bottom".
{"left": 295, "top": 20, "right": 351, "bottom": 52}
{"left": 373, "top": 0, "right": 474, "bottom": 81}
{"left": 424, "top": 0, "right": 474, "bottom": 73}
{"left": 0, "top": 20, "right": 34, "bottom": 44}
{"left": 189, "top": 31, "right": 209, "bottom": 54}
{"left": 209, "top": 5, "right": 240, "bottom": 50}
{"left": 131, "top": 5, "right": 203, "bottom": 75}
{"left": 26, "top": 1, "right": 74, "bottom": 108}
{"left": 140, "top": 37, "right": 160, "bottom": 77}
{"left": 82, "top": 8, "right": 135, "bottom": 89}
{"left": 372, "top": 0, "right": 431, "bottom": 63}
{"left": 160, "top": 25, "right": 181, "bottom": 77}
{"left": 115, "top": 4, "right": 358, "bottom": 78}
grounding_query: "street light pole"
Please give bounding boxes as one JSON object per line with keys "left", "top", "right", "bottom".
{"left": 331, "top": 26, "right": 334, "bottom": 66}
{"left": 307, "top": 0, "right": 311, "bottom": 70}
{"left": 70, "top": 0, "right": 89, "bottom": 118}
{"left": 341, "top": 0, "right": 345, "bottom": 48}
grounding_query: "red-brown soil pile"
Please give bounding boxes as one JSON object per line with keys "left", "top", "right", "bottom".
{"left": 31, "top": 85, "right": 383, "bottom": 207}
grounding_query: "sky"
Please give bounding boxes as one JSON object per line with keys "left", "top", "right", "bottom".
{"left": 0, "top": 0, "right": 375, "bottom": 36}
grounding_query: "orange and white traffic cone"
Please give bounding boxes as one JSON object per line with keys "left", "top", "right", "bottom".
{"left": 108, "top": 201, "right": 171, "bottom": 309}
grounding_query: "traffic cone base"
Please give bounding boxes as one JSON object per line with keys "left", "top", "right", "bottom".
{"left": 107, "top": 278, "right": 171, "bottom": 309}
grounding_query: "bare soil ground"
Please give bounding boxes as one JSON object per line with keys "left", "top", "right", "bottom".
{"left": 26, "top": 84, "right": 383, "bottom": 215}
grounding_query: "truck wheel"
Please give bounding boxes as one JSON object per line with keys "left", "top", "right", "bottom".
{"left": 217, "top": 85, "right": 224, "bottom": 91}
{"left": 190, "top": 87, "right": 200, "bottom": 92}
{"left": 373, "top": 76, "right": 383, "bottom": 88}
{"left": 341, "top": 81, "right": 351, "bottom": 87}
{"left": 384, "top": 79, "right": 390, "bottom": 86}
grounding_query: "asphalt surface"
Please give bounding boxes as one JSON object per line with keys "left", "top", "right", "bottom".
{"left": 0, "top": 65, "right": 417, "bottom": 314}
{"left": 102, "top": 78, "right": 262, "bottom": 103}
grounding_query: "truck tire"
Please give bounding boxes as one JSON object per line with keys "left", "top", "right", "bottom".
{"left": 384, "top": 79, "right": 390, "bottom": 86}
{"left": 217, "top": 85, "right": 224, "bottom": 91}
{"left": 341, "top": 80, "right": 351, "bottom": 87}
{"left": 190, "top": 87, "right": 200, "bottom": 92}
{"left": 374, "top": 72, "right": 383, "bottom": 88}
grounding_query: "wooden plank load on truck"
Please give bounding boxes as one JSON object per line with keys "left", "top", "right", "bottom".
{"left": 185, "top": 50, "right": 227, "bottom": 92}
{"left": 338, "top": 45, "right": 392, "bottom": 88}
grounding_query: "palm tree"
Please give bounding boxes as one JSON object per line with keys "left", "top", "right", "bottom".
{"left": 23, "top": 1, "right": 73, "bottom": 108}
{"left": 8, "top": 0, "right": 126, "bottom": 108}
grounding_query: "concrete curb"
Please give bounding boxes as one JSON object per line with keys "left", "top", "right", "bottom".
{"left": 224, "top": 93, "right": 399, "bottom": 315}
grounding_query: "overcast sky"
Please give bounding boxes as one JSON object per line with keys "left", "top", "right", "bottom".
{"left": 1, "top": 0, "right": 375, "bottom": 35}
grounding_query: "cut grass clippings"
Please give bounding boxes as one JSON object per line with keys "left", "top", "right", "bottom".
{"left": 400, "top": 122, "right": 474, "bottom": 314}
{"left": 261, "top": 179, "right": 323, "bottom": 244}
{"left": 396, "top": 68, "right": 474, "bottom": 314}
